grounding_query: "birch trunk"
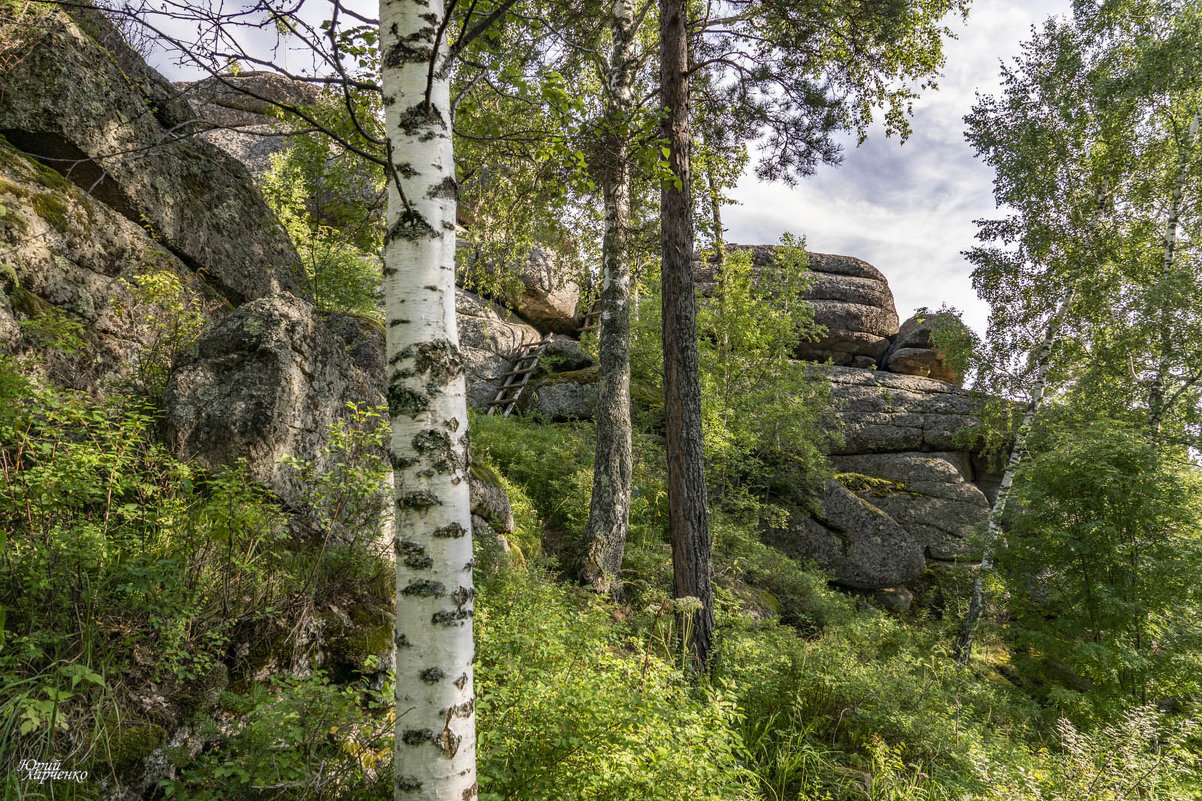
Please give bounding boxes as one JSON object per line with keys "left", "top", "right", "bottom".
{"left": 953, "top": 296, "right": 1072, "bottom": 665}
{"left": 660, "top": 0, "right": 714, "bottom": 672}
{"left": 582, "top": 0, "right": 637, "bottom": 594}
{"left": 1147, "top": 109, "right": 1199, "bottom": 442}
{"left": 379, "top": 1, "right": 476, "bottom": 797}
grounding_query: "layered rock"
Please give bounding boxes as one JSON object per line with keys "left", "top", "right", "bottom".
{"left": 882, "top": 312, "right": 970, "bottom": 385}
{"left": 800, "top": 252, "right": 899, "bottom": 366}
{"left": 0, "top": 8, "right": 302, "bottom": 304}
{"left": 517, "top": 366, "right": 599, "bottom": 422}
{"left": 768, "top": 368, "right": 994, "bottom": 590}
{"left": 698, "top": 245, "right": 899, "bottom": 366}
{"left": 826, "top": 367, "right": 981, "bottom": 455}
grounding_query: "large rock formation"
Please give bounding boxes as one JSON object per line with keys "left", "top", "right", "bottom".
{"left": 0, "top": 7, "right": 303, "bottom": 304}
{"left": 177, "top": 72, "right": 326, "bottom": 179}
{"left": 0, "top": 138, "right": 208, "bottom": 386}
{"left": 457, "top": 288, "right": 544, "bottom": 411}
{"left": 799, "top": 252, "right": 899, "bottom": 366}
{"left": 766, "top": 367, "right": 994, "bottom": 589}
{"left": 882, "top": 312, "right": 970, "bottom": 385}
{"left": 161, "top": 293, "right": 384, "bottom": 513}
{"left": 699, "top": 246, "right": 899, "bottom": 366}
{"left": 765, "top": 479, "right": 926, "bottom": 589}
{"left": 464, "top": 246, "right": 583, "bottom": 335}
{"left": 826, "top": 367, "right": 981, "bottom": 455}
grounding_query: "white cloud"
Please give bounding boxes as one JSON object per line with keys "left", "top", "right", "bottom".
{"left": 726, "top": 0, "right": 1074, "bottom": 337}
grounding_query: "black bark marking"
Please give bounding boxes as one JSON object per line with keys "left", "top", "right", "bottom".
{"left": 390, "top": 453, "right": 419, "bottom": 470}
{"left": 444, "top": 699, "right": 474, "bottom": 718}
{"left": 402, "top": 729, "right": 437, "bottom": 746}
{"left": 386, "top": 207, "right": 438, "bottom": 243}
{"left": 388, "top": 385, "right": 430, "bottom": 418}
{"left": 451, "top": 585, "right": 473, "bottom": 608}
{"left": 427, "top": 175, "right": 457, "bottom": 200}
{"left": 432, "top": 608, "right": 472, "bottom": 626}
{"left": 420, "top": 667, "right": 447, "bottom": 683}
{"left": 433, "top": 522, "right": 466, "bottom": 538}
{"left": 437, "top": 722, "right": 461, "bottom": 758}
{"left": 462, "top": 782, "right": 478, "bottom": 800}
{"left": 384, "top": 40, "right": 433, "bottom": 68}
{"left": 398, "top": 490, "right": 441, "bottom": 510}
{"left": 397, "top": 540, "right": 434, "bottom": 570}
{"left": 397, "top": 776, "right": 423, "bottom": 792}
{"left": 402, "top": 579, "right": 447, "bottom": 597}
{"left": 413, "top": 428, "right": 455, "bottom": 473}
{"left": 396, "top": 102, "right": 444, "bottom": 137}
{"left": 395, "top": 632, "right": 413, "bottom": 648}
{"left": 446, "top": 416, "right": 461, "bottom": 432}
{"left": 453, "top": 672, "right": 469, "bottom": 690}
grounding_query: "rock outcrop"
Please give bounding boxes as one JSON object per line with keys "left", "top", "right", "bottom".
{"left": 457, "top": 288, "right": 544, "bottom": 411}
{"left": 475, "top": 246, "right": 582, "bottom": 335}
{"left": 0, "top": 8, "right": 303, "bottom": 304}
{"left": 799, "top": 252, "right": 899, "bottom": 366}
{"left": 882, "top": 312, "right": 969, "bottom": 385}
{"left": 826, "top": 367, "right": 981, "bottom": 455}
{"left": 833, "top": 452, "right": 989, "bottom": 561}
{"left": 765, "top": 480, "right": 926, "bottom": 590}
{"left": 767, "top": 367, "right": 994, "bottom": 589}
{"left": 700, "top": 246, "right": 899, "bottom": 366}
{"left": 161, "top": 293, "right": 384, "bottom": 513}
{"left": 0, "top": 142, "right": 207, "bottom": 386}
{"left": 177, "top": 72, "right": 325, "bottom": 178}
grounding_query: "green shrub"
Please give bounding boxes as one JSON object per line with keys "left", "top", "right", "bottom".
{"left": 475, "top": 564, "right": 755, "bottom": 801}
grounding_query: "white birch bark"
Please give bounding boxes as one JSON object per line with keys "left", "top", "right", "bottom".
{"left": 379, "top": 1, "right": 475, "bottom": 797}
{"left": 953, "top": 294, "right": 1073, "bottom": 664}
{"left": 1148, "top": 109, "right": 1199, "bottom": 442}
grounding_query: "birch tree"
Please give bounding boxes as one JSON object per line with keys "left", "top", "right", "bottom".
{"left": 379, "top": 1, "right": 476, "bottom": 798}
{"left": 954, "top": 3, "right": 1202, "bottom": 662}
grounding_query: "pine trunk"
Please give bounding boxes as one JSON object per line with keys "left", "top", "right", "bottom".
{"left": 953, "top": 297, "right": 1072, "bottom": 664}
{"left": 582, "top": 0, "right": 637, "bottom": 594}
{"left": 659, "top": 0, "right": 714, "bottom": 672}
{"left": 380, "top": 1, "right": 476, "bottom": 797}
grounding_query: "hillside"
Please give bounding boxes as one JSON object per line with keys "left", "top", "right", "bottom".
{"left": 1, "top": 5, "right": 1199, "bottom": 801}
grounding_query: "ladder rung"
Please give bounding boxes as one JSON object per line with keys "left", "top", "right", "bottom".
{"left": 502, "top": 367, "right": 537, "bottom": 378}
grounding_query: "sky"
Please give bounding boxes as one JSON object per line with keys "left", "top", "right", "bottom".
{"left": 146, "top": 0, "right": 1074, "bottom": 337}
{"left": 725, "top": 0, "right": 1074, "bottom": 337}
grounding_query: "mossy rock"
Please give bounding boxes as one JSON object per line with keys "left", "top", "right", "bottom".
{"left": 10, "top": 285, "right": 51, "bottom": 318}
{"left": 321, "top": 605, "right": 393, "bottom": 680}
{"left": 93, "top": 722, "right": 167, "bottom": 772}
{"left": 32, "top": 191, "right": 71, "bottom": 230}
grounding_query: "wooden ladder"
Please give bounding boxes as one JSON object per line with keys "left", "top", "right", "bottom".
{"left": 487, "top": 338, "right": 551, "bottom": 416}
{"left": 578, "top": 297, "right": 602, "bottom": 334}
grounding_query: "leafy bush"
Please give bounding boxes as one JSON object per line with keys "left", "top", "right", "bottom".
{"left": 999, "top": 416, "right": 1202, "bottom": 716}
{"left": 163, "top": 672, "right": 393, "bottom": 801}
{"left": 475, "top": 565, "right": 755, "bottom": 801}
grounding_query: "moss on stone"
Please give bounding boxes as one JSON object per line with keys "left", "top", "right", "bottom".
{"left": 321, "top": 606, "right": 393, "bottom": 678}
{"left": 99, "top": 722, "right": 167, "bottom": 771}
{"left": 0, "top": 175, "right": 32, "bottom": 200}
{"left": 32, "top": 191, "right": 71, "bottom": 230}
{"left": 532, "top": 365, "right": 599, "bottom": 387}
{"left": 10, "top": 285, "right": 50, "bottom": 318}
